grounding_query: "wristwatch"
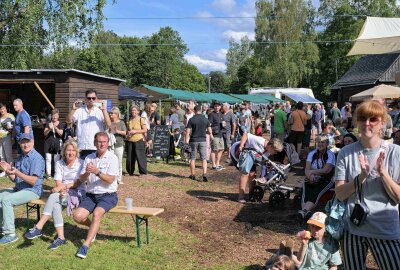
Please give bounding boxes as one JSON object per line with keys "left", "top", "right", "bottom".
{"left": 96, "top": 171, "right": 101, "bottom": 177}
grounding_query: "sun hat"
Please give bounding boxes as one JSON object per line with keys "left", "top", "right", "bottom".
{"left": 307, "top": 212, "right": 327, "bottom": 228}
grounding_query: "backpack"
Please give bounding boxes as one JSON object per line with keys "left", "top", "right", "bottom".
{"left": 283, "top": 142, "right": 300, "bottom": 165}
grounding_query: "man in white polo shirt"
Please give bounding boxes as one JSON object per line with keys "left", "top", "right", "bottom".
{"left": 67, "top": 89, "right": 111, "bottom": 159}
{"left": 73, "top": 132, "right": 119, "bottom": 259}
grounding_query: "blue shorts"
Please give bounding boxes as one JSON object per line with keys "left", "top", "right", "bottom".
{"left": 79, "top": 192, "right": 118, "bottom": 213}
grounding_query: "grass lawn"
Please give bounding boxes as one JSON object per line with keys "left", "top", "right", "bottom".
{"left": 0, "top": 159, "right": 256, "bottom": 270}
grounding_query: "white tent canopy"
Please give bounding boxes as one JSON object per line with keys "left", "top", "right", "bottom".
{"left": 350, "top": 84, "right": 400, "bottom": 101}
{"left": 348, "top": 17, "right": 400, "bottom": 56}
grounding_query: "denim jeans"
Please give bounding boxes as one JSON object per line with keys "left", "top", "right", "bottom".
{"left": 0, "top": 188, "right": 39, "bottom": 234}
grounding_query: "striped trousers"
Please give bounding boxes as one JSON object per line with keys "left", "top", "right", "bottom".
{"left": 342, "top": 230, "right": 400, "bottom": 270}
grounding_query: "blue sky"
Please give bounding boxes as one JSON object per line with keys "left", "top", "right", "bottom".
{"left": 103, "top": 0, "right": 320, "bottom": 73}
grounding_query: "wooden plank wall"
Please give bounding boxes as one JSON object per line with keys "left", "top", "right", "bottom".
{"left": 55, "top": 73, "right": 120, "bottom": 122}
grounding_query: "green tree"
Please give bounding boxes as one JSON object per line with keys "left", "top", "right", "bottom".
{"left": 226, "top": 37, "right": 252, "bottom": 83}
{"left": 140, "top": 27, "right": 189, "bottom": 88}
{"left": 255, "top": 0, "right": 319, "bottom": 88}
{"left": 207, "top": 71, "right": 228, "bottom": 93}
{"left": 314, "top": 0, "right": 400, "bottom": 101}
{"left": 76, "top": 31, "right": 127, "bottom": 79}
{"left": 0, "top": 0, "right": 110, "bottom": 69}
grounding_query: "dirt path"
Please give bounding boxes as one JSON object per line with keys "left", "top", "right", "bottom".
{"left": 119, "top": 157, "right": 377, "bottom": 269}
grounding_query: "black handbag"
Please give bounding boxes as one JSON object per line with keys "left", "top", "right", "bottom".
{"left": 350, "top": 175, "right": 369, "bottom": 226}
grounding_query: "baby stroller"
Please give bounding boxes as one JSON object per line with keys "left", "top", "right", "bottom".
{"left": 250, "top": 143, "right": 299, "bottom": 207}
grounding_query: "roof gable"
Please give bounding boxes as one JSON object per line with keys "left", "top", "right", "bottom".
{"left": 331, "top": 53, "right": 400, "bottom": 89}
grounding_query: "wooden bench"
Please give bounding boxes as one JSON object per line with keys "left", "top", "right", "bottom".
{"left": 26, "top": 199, "right": 164, "bottom": 248}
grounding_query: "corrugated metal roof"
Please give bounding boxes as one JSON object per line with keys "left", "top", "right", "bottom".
{"left": 331, "top": 54, "right": 400, "bottom": 89}
{"left": 284, "top": 93, "right": 321, "bottom": 104}
{"left": 0, "top": 69, "right": 126, "bottom": 82}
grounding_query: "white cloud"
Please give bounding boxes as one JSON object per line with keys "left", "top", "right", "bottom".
{"left": 185, "top": 54, "right": 226, "bottom": 73}
{"left": 222, "top": 30, "right": 254, "bottom": 41}
{"left": 214, "top": 49, "right": 228, "bottom": 61}
{"left": 212, "top": 0, "right": 236, "bottom": 12}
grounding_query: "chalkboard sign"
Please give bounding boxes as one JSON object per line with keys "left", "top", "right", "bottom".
{"left": 153, "top": 125, "right": 170, "bottom": 158}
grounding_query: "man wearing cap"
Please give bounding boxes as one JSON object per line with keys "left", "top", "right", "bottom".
{"left": 293, "top": 212, "right": 342, "bottom": 269}
{"left": 0, "top": 134, "right": 45, "bottom": 244}
{"left": 208, "top": 101, "right": 225, "bottom": 171}
{"left": 73, "top": 131, "right": 119, "bottom": 259}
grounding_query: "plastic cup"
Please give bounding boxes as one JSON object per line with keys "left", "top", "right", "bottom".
{"left": 6, "top": 122, "right": 12, "bottom": 129}
{"left": 125, "top": 197, "right": 133, "bottom": 211}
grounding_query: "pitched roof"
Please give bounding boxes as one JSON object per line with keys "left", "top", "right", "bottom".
{"left": 0, "top": 69, "right": 125, "bottom": 82}
{"left": 331, "top": 53, "right": 400, "bottom": 89}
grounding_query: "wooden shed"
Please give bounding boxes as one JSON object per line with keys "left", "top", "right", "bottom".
{"left": 0, "top": 69, "right": 125, "bottom": 122}
{"left": 0, "top": 69, "right": 124, "bottom": 156}
{"left": 331, "top": 54, "right": 400, "bottom": 105}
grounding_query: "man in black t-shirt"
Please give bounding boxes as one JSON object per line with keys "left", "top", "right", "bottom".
{"left": 208, "top": 102, "right": 225, "bottom": 171}
{"left": 185, "top": 105, "right": 213, "bottom": 182}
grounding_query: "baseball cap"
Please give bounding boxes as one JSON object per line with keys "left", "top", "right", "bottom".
{"left": 213, "top": 101, "right": 222, "bottom": 106}
{"left": 19, "top": 133, "right": 33, "bottom": 142}
{"left": 307, "top": 212, "right": 327, "bottom": 228}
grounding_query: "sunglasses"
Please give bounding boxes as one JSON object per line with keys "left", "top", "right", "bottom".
{"left": 86, "top": 97, "right": 96, "bottom": 100}
{"left": 357, "top": 116, "right": 380, "bottom": 124}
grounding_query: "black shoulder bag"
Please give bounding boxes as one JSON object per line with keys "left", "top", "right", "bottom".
{"left": 350, "top": 175, "right": 369, "bottom": 226}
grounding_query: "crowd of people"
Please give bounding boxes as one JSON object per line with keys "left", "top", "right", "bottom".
{"left": 0, "top": 90, "right": 121, "bottom": 259}
{"left": 0, "top": 91, "right": 400, "bottom": 268}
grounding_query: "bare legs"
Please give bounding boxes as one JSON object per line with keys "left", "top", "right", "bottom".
{"left": 73, "top": 207, "right": 105, "bottom": 247}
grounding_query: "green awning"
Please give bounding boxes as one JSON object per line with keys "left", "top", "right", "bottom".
{"left": 256, "top": 94, "right": 284, "bottom": 103}
{"left": 136, "top": 84, "right": 211, "bottom": 102}
{"left": 197, "top": 93, "right": 242, "bottom": 103}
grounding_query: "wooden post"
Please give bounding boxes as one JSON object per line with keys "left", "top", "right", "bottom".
{"left": 34, "top": 81, "right": 55, "bottom": 109}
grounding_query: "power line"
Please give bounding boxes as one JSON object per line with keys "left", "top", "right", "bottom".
{"left": 105, "top": 14, "right": 367, "bottom": 20}
{"left": 0, "top": 39, "right": 356, "bottom": 48}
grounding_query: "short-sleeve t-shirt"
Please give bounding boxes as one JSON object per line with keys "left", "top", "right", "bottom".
{"left": 14, "top": 148, "right": 45, "bottom": 196}
{"left": 208, "top": 111, "right": 223, "bottom": 137}
{"left": 334, "top": 141, "right": 400, "bottom": 240}
{"left": 187, "top": 114, "right": 210, "bottom": 143}
{"left": 307, "top": 149, "right": 336, "bottom": 170}
{"left": 291, "top": 110, "right": 307, "bottom": 132}
{"left": 299, "top": 238, "right": 342, "bottom": 270}
{"left": 110, "top": 121, "right": 127, "bottom": 148}
{"left": 72, "top": 106, "right": 105, "bottom": 150}
{"left": 244, "top": 133, "right": 266, "bottom": 154}
{"left": 273, "top": 108, "right": 287, "bottom": 134}
{"left": 127, "top": 117, "right": 146, "bottom": 142}
{"left": 15, "top": 109, "right": 33, "bottom": 141}
{"left": 0, "top": 113, "right": 15, "bottom": 137}
{"left": 222, "top": 111, "right": 236, "bottom": 134}
{"left": 54, "top": 159, "right": 85, "bottom": 192}
{"left": 81, "top": 151, "right": 119, "bottom": 194}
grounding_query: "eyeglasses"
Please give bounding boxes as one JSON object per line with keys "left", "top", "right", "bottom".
{"left": 357, "top": 116, "right": 380, "bottom": 124}
{"left": 86, "top": 97, "right": 96, "bottom": 100}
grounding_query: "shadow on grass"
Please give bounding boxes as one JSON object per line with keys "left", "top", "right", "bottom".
{"left": 186, "top": 190, "right": 238, "bottom": 202}
{"left": 243, "top": 264, "right": 264, "bottom": 270}
{"left": 14, "top": 218, "right": 136, "bottom": 249}
{"left": 151, "top": 171, "right": 186, "bottom": 178}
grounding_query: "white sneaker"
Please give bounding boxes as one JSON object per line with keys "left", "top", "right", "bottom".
{"left": 0, "top": 172, "right": 5, "bottom": 177}
{"left": 254, "top": 177, "right": 267, "bottom": 184}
